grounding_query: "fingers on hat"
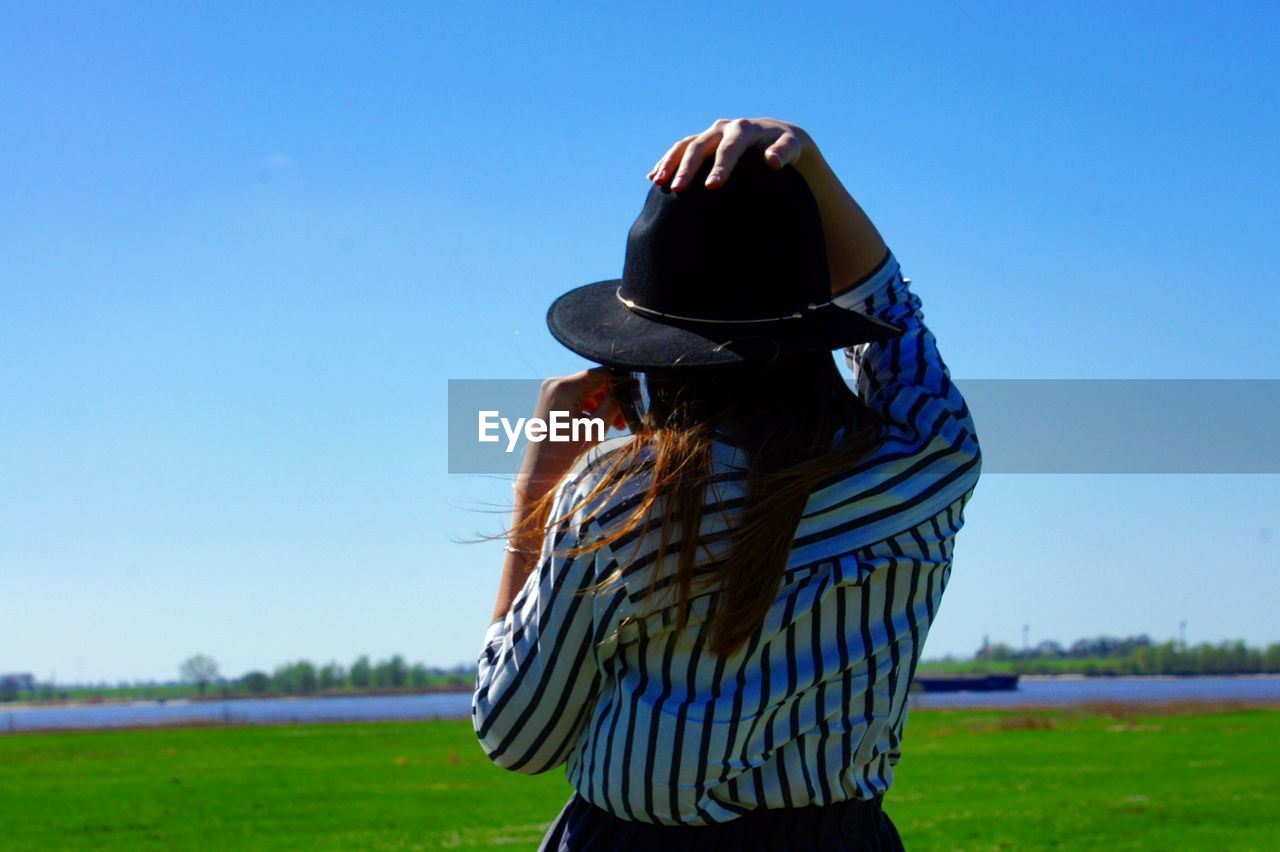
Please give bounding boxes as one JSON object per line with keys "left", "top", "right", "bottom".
{"left": 707, "top": 130, "right": 754, "bottom": 186}
{"left": 765, "top": 132, "right": 801, "bottom": 167}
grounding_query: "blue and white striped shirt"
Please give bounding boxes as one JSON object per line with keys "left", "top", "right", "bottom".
{"left": 473, "top": 251, "right": 981, "bottom": 825}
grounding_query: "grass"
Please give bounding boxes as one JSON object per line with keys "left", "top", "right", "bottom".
{"left": 890, "top": 704, "right": 1277, "bottom": 850}
{"left": 917, "top": 658, "right": 1080, "bottom": 675}
{"left": 916, "top": 657, "right": 1139, "bottom": 675}
{"left": 1, "top": 705, "right": 1276, "bottom": 850}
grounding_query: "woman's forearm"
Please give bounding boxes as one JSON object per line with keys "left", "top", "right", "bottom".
{"left": 490, "top": 491, "right": 549, "bottom": 622}
{"left": 492, "top": 548, "right": 535, "bottom": 622}
{"left": 793, "top": 144, "right": 888, "bottom": 295}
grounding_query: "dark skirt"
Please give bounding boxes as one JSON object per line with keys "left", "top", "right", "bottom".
{"left": 539, "top": 793, "right": 906, "bottom": 851}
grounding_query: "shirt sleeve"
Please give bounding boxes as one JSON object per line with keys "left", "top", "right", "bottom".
{"left": 787, "top": 250, "right": 982, "bottom": 561}
{"left": 835, "top": 250, "right": 968, "bottom": 423}
{"left": 472, "top": 474, "right": 613, "bottom": 775}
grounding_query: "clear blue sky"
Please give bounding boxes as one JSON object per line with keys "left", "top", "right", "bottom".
{"left": 2, "top": 2, "right": 1277, "bottom": 683}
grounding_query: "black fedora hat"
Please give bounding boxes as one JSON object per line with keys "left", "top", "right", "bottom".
{"left": 546, "top": 152, "right": 903, "bottom": 370}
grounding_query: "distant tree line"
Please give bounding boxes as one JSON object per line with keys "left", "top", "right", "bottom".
{"left": 0, "top": 656, "right": 477, "bottom": 703}
{"left": 971, "top": 634, "right": 1280, "bottom": 675}
{"left": 0, "top": 673, "right": 38, "bottom": 703}
{"left": 235, "top": 655, "right": 474, "bottom": 696}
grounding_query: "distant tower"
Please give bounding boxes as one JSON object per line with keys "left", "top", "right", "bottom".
{"left": 1022, "top": 624, "right": 1030, "bottom": 653}
{"left": 1179, "top": 620, "right": 1187, "bottom": 650}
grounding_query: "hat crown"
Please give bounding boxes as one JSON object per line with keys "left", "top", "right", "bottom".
{"left": 618, "top": 155, "right": 830, "bottom": 323}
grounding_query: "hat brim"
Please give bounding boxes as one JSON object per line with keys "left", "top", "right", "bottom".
{"left": 546, "top": 280, "right": 904, "bottom": 371}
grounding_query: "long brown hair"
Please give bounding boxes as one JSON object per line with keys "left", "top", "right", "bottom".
{"left": 512, "top": 350, "right": 882, "bottom": 656}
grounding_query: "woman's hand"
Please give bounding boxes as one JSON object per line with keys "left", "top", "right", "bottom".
{"left": 646, "top": 117, "right": 817, "bottom": 192}
{"left": 514, "top": 368, "right": 625, "bottom": 506}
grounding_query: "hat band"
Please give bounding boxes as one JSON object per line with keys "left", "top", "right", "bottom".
{"left": 616, "top": 288, "right": 831, "bottom": 324}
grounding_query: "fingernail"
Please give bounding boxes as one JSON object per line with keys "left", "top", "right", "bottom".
{"left": 655, "top": 169, "right": 665, "bottom": 182}
{"left": 707, "top": 171, "right": 721, "bottom": 185}
{"left": 672, "top": 174, "right": 685, "bottom": 189}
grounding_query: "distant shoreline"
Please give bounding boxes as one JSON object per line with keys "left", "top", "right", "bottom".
{"left": 7, "top": 674, "right": 1280, "bottom": 712}
{"left": 5, "top": 697, "right": 1280, "bottom": 737}
{"left": 2, "top": 684, "right": 476, "bottom": 712}
{"left": 1015, "top": 673, "right": 1280, "bottom": 681}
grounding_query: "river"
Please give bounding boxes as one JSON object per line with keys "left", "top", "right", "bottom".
{"left": 3, "top": 676, "right": 1278, "bottom": 733}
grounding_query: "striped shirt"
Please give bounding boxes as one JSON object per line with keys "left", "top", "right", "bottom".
{"left": 473, "top": 251, "right": 981, "bottom": 825}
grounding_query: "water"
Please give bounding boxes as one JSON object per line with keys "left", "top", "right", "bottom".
{"left": 909, "top": 674, "right": 1280, "bottom": 709}
{"left": 2, "top": 692, "right": 473, "bottom": 733}
{"left": 3, "top": 676, "right": 1278, "bottom": 733}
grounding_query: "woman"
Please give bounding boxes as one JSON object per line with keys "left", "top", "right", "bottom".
{"left": 473, "top": 117, "right": 981, "bottom": 850}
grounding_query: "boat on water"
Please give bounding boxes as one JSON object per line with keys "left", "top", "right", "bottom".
{"left": 913, "top": 673, "right": 1020, "bottom": 693}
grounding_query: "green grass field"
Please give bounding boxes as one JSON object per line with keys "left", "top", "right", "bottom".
{"left": 915, "top": 658, "right": 1102, "bottom": 675}
{"left": 1, "top": 705, "right": 1275, "bottom": 850}
{"left": 914, "top": 658, "right": 1151, "bottom": 675}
